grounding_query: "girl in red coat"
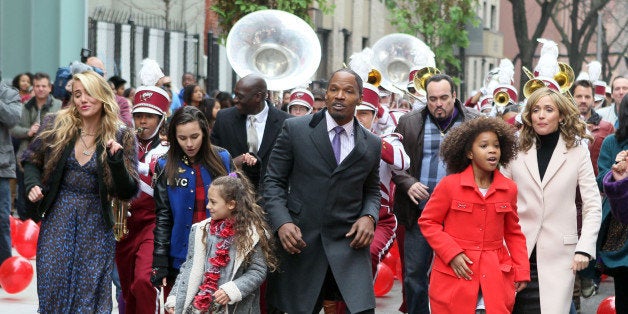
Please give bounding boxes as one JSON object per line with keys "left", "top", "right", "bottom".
{"left": 418, "top": 118, "right": 530, "bottom": 313}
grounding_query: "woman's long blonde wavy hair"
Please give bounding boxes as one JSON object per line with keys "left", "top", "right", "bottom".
{"left": 519, "top": 87, "right": 591, "bottom": 152}
{"left": 38, "top": 71, "right": 122, "bottom": 162}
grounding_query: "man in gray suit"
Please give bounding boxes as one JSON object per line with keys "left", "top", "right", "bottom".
{"left": 0, "top": 82, "right": 23, "bottom": 266}
{"left": 263, "top": 68, "right": 382, "bottom": 314}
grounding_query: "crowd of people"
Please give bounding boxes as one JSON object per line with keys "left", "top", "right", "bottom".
{"left": 1, "top": 47, "right": 628, "bottom": 314}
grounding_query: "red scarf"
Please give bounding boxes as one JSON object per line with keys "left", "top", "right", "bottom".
{"left": 193, "top": 218, "right": 236, "bottom": 312}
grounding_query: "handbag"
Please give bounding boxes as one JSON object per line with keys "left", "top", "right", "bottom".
{"left": 600, "top": 212, "right": 628, "bottom": 252}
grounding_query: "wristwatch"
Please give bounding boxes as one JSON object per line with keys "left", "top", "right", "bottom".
{"left": 365, "top": 214, "right": 376, "bottom": 226}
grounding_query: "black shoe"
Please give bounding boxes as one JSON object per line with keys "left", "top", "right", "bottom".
{"left": 581, "top": 278, "right": 597, "bottom": 298}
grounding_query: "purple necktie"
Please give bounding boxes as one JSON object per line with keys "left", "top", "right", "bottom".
{"left": 332, "top": 126, "right": 344, "bottom": 164}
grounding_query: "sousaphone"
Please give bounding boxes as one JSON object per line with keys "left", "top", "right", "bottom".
{"left": 226, "top": 10, "right": 321, "bottom": 91}
{"left": 371, "top": 33, "right": 430, "bottom": 86}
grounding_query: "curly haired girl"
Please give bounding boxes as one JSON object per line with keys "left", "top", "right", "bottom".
{"left": 165, "top": 171, "right": 276, "bottom": 314}
{"left": 419, "top": 117, "right": 530, "bottom": 313}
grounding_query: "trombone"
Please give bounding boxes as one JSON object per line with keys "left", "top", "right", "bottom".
{"left": 493, "top": 89, "right": 511, "bottom": 107}
{"left": 369, "top": 68, "right": 423, "bottom": 103}
{"left": 412, "top": 67, "right": 441, "bottom": 94}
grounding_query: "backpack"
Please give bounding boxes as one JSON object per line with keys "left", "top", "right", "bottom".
{"left": 52, "top": 66, "right": 71, "bottom": 100}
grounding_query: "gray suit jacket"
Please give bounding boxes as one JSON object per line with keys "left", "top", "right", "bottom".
{"left": 0, "top": 83, "right": 22, "bottom": 178}
{"left": 263, "top": 109, "right": 381, "bottom": 313}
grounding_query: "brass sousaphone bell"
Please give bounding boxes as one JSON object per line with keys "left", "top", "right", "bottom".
{"left": 522, "top": 63, "right": 576, "bottom": 100}
{"left": 555, "top": 62, "right": 577, "bottom": 104}
{"left": 368, "top": 69, "right": 382, "bottom": 87}
{"left": 523, "top": 78, "right": 547, "bottom": 98}
{"left": 555, "top": 62, "right": 575, "bottom": 93}
{"left": 522, "top": 66, "right": 549, "bottom": 98}
{"left": 226, "top": 10, "right": 321, "bottom": 91}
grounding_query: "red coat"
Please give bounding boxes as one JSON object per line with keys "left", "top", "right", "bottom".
{"left": 418, "top": 166, "right": 530, "bottom": 313}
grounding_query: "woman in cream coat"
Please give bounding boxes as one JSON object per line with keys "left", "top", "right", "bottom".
{"left": 501, "top": 88, "right": 601, "bottom": 313}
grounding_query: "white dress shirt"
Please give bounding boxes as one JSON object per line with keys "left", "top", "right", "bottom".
{"left": 246, "top": 103, "right": 269, "bottom": 152}
{"left": 325, "top": 111, "right": 355, "bottom": 164}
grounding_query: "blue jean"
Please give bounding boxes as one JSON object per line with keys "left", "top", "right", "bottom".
{"left": 403, "top": 222, "right": 433, "bottom": 314}
{"left": 0, "top": 178, "right": 12, "bottom": 265}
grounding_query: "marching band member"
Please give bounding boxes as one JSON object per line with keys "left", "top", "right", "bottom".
{"left": 407, "top": 68, "right": 428, "bottom": 110}
{"left": 115, "top": 86, "right": 171, "bottom": 313}
{"left": 287, "top": 88, "right": 314, "bottom": 117}
{"left": 355, "top": 83, "right": 410, "bottom": 275}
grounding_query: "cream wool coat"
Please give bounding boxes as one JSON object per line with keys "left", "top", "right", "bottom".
{"left": 501, "top": 135, "right": 601, "bottom": 313}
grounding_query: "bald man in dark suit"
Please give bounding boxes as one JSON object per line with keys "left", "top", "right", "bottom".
{"left": 210, "top": 74, "right": 291, "bottom": 189}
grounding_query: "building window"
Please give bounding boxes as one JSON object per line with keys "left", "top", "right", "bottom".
{"left": 473, "top": 60, "right": 478, "bottom": 90}
{"left": 483, "top": 1, "right": 488, "bottom": 29}
{"left": 341, "top": 28, "right": 352, "bottom": 65}
{"left": 316, "top": 29, "right": 330, "bottom": 81}
{"left": 490, "top": 5, "right": 496, "bottom": 31}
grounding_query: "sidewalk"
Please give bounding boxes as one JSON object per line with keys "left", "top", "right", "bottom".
{"left": 0, "top": 251, "right": 614, "bottom": 313}
{"left": 0, "top": 249, "right": 121, "bottom": 313}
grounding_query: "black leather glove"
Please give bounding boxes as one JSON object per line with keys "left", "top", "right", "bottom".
{"left": 151, "top": 254, "right": 169, "bottom": 287}
{"left": 150, "top": 266, "right": 169, "bottom": 287}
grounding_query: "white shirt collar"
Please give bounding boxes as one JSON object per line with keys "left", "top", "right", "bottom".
{"left": 248, "top": 102, "right": 269, "bottom": 123}
{"left": 325, "top": 111, "right": 354, "bottom": 135}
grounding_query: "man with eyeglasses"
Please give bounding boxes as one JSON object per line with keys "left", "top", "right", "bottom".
{"left": 156, "top": 76, "right": 181, "bottom": 115}
{"left": 210, "top": 74, "right": 291, "bottom": 189}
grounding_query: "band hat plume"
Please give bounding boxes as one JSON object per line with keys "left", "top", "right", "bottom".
{"left": 532, "top": 38, "right": 560, "bottom": 91}
{"left": 138, "top": 58, "right": 165, "bottom": 86}
{"left": 587, "top": 61, "right": 607, "bottom": 101}
{"left": 348, "top": 48, "right": 375, "bottom": 83}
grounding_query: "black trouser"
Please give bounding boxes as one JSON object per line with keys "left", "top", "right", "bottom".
{"left": 513, "top": 250, "right": 541, "bottom": 314}
{"left": 312, "top": 267, "right": 375, "bottom": 314}
{"left": 613, "top": 267, "right": 628, "bottom": 314}
{"left": 15, "top": 165, "right": 26, "bottom": 220}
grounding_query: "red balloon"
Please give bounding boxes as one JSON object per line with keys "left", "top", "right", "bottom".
{"left": 374, "top": 262, "right": 394, "bottom": 297}
{"left": 9, "top": 216, "right": 22, "bottom": 245}
{"left": 0, "top": 256, "right": 33, "bottom": 294}
{"left": 395, "top": 258, "right": 403, "bottom": 280}
{"left": 382, "top": 252, "right": 397, "bottom": 274}
{"left": 14, "top": 219, "right": 39, "bottom": 259}
{"left": 389, "top": 240, "right": 400, "bottom": 260}
{"left": 597, "top": 296, "right": 616, "bottom": 314}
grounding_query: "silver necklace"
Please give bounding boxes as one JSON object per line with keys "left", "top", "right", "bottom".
{"left": 79, "top": 134, "right": 95, "bottom": 156}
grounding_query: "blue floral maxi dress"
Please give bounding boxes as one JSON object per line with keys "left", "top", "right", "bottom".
{"left": 36, "top": 152, "right": 115, "bottom": 313}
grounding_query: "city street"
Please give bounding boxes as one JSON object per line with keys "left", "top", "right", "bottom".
{"left": 0, "top": 248, "right": 617, "bottom": 313}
